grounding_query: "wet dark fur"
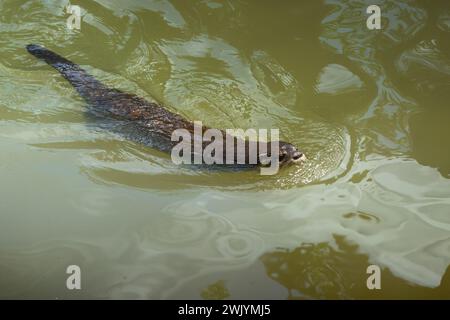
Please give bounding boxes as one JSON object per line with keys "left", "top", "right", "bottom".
{"left": 26, "top": 44, "right": 302, "bottom": 167}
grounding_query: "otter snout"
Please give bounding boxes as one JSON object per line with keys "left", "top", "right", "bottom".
{"left": 277, "top": 141, "right": 306, "bottom": 166}
{"left": 291, "top": 151, "right": 307, "bottom": 163}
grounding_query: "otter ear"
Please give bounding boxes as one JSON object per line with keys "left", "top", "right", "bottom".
{"left": 259, "top": 153, "right": 271, "bottom": 166}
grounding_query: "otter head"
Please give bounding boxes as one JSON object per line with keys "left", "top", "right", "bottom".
{"left": 259, "top": 141, "right": 306, "bottom": 167}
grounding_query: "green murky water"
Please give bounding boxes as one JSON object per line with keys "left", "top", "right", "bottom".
{"left": 0, "top": 0, "right": 450, "bottom": 299}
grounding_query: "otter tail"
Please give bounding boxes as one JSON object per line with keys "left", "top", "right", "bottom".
{"left": 26, "top": 44, "right": 106, "bottom": 103}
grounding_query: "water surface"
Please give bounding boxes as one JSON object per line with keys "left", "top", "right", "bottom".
{"left": 0, "top": 0, "right": 450, "bottom": 299}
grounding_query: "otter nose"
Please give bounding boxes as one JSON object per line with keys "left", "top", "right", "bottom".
{"left": 292, "top": 151, "right": 303, "bottom": 160}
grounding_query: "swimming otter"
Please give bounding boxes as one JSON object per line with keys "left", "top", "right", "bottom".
{"left": 26, "top": 44, "right": 305, "bottom": 170}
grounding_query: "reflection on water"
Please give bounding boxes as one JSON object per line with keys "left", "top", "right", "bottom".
{"left": 261, "top": 236, "right": 450, "bottom": 299}
{"left": 0, "top": 0, "right": 449, "bottom": 299}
